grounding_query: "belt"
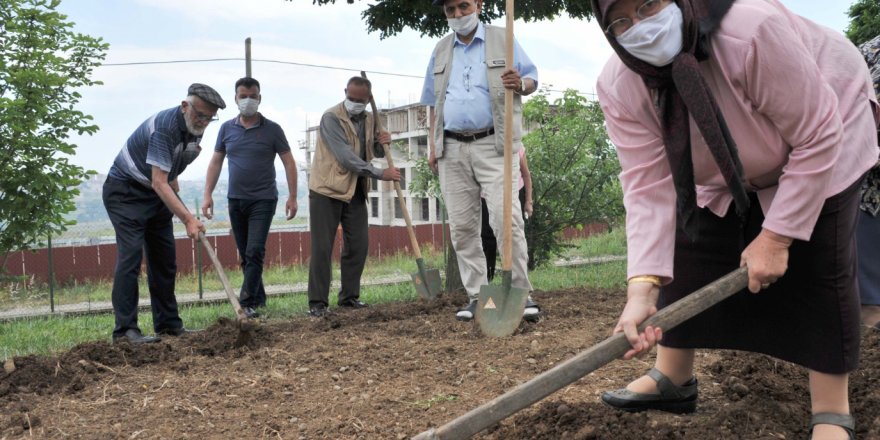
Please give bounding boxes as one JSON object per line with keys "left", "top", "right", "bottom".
{"left": 444, "top": 128, "right": 495, "bottom": 143}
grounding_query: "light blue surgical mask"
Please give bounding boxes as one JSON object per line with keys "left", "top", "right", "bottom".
{"left": 237, "top": 97, "right": 259, "bottom": 117}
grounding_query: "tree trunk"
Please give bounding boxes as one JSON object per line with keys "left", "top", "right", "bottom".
{"left": 444, "top": 236, "right": 464, "bottom": 293}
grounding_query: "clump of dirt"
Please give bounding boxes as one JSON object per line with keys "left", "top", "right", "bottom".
{"left": 0, "top": 286, "right": 878, "bottom": 439}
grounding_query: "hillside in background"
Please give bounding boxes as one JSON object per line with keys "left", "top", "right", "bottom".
{"left": 70, "top": 173, "right": 308, "bottom": 228}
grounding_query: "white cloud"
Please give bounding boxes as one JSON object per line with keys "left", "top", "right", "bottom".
{"left": 61, "top": 0, "right": 848, "bottom": 183}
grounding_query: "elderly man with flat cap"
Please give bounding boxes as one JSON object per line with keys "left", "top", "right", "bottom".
{"left": 420, "top": 0, "right": 540, "bottom": 322}
{"left": 103, "top": 83, "right": 225, "bottom": 344}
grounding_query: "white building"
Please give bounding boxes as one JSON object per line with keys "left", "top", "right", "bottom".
{"left": 302, "top": 103, "right": 444, "bottom": 226}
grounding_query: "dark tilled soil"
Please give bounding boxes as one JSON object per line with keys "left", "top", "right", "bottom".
{"left": 1, "top": 287, "right": 878, "bottom": 439}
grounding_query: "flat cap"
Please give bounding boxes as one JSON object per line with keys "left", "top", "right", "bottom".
{"left": 187, "top": 83, "right": 226, "bottom": 109}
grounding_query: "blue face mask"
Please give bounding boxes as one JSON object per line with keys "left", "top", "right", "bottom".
{"left": 616, "top": 3, "right": 684, "bottom": 67}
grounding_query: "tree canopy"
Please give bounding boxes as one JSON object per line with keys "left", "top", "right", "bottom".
{"left": 0, "top": 0, "right": 108, "bottom": 259}
{"left": 309, "top": 0, "right": 596, "bottom": 39}
{"left": 522, "top": 89, "right": 623, "bottom": 268}
{"left": 846, "top": 0, "right": 880, "bottom": 46}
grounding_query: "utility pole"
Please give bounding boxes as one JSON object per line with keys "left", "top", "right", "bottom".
{"left": 245, "top": 37, "right": 252, "bottom": 77}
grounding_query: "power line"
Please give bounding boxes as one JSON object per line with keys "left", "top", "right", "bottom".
{"left": 101, "top": 57, "right": 593, "bottom": 96}
{"left": 102, "top": 57, "right": 425, "bottom": 79}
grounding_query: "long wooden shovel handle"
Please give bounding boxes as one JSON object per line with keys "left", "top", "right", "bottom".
{"left": 360, "top": 71, "right": 423, "bottom": 259}
{"left": 413, "top": 266, "right": 749, "bottom": 440}
{"left": 198, "top": 232, "right": 245, "bottom": 318}
{"left": 501, "top": 0, "right": 515, "bottom": 272}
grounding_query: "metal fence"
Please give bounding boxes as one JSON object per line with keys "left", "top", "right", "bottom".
{"left": 0, "top": 203, "right": 603, "bottom": 319}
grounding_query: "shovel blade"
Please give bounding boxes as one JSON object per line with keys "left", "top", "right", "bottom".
{"left": 412, "top": 258, "right": 442, "bottom": 300}
{"left": 476, "top": 271, "right": 529, "bottom": 337}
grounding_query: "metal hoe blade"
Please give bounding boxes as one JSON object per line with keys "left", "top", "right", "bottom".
{"left": 412, "top": 258, "right": 442, "bottom": 300}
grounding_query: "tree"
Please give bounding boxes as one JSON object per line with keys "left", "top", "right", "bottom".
{"left": 0, "top": 0, "right": 108, "bottom": 261}
{"left": 409, "top": 156, "right": 464, "bottom": 293}
{"left": 523, "top": 89, "right": 623, "bottom": 269}
{"left": 846, "top": 0, "right": 880, "bottom": 46}
{"left": 309, "top": 0, "right": 596, "bottom": 39}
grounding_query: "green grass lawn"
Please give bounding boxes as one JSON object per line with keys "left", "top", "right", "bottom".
{"left": 0, "top": 230, "right": 627, "bottom": 361}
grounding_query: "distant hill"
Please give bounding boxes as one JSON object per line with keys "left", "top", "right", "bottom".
{"left": 70, "top": 173, "right": 308, "bottom": 225}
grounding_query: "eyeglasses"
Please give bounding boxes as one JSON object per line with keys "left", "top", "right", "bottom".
{"left": 604, "top": 0, "right": 669, "bottom": 37}
{"left": 188, "top": 103, "right": 219, "bottom": 123}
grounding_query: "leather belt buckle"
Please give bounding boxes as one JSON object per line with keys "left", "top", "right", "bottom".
{"left": 444, "top": 128, "right": 495, "bottom": 143}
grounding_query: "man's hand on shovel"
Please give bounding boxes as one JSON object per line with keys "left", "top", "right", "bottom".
{"left": 614, "top": 281, "right": 662, "bottom": 360}
{"left": 185, "top": 217, "right": 205, "bottom": 240}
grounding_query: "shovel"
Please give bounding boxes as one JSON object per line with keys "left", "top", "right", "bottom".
{"left": 412, "top": 266, "right": 749, "bottom": 440}
{"left": 475, "top": 0, "right": 529, "bottom": 338}
{"left": 197, "top": 232, "right": 254, "bottom": 346}
{"left": 360, "top": 71, "right": 442, "bottom": 299}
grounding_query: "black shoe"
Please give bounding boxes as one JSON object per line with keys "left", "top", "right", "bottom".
{"left": 523, "top": 298, "right": 541, "bottom": 322}
{"left": 308, "top": 304, "right": 330, "bottom": 317}
{"left": 338, "top": 299, "right": 369, "bottom": 309}
{"left": 112, "top": 329, "right": 160, "bottom": 345}
{"left": 156, "top": 327, "right": 202, "bottom": 337}
{"left": 601, "top": 368, "right": 698, "bottom": 414}
{"left": 243, "top": 306, "right": 260, "bottom": 319}
{"left": 808, "top": 413, "right": 856, "bottom": 440}
{"left": 455, "top": 300, "right": 478, "bottom": 322}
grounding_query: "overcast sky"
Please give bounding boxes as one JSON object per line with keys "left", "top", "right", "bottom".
{"left": 55, "top": 0, "right": 852, "bottom": 181}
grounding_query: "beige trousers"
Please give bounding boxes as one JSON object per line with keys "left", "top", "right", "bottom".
{"left": 438, "top": 134, "right": 533, "bottom": 299}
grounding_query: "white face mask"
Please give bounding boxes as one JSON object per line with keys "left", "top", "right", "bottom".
{"left": 237, "top": 97, "right": 259, "bottom": 117}
{"left": 448, "top": 11, "right": 479, "bottom": 36}
{"left": 616, "top": 3, "right": 684, "bottom": 67}
{"left": 344, "top": 99, "right": 366, "bottom": 115}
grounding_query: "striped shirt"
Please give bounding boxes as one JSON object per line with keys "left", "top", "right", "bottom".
{"left": 108, "top": 106, "right": 201, "bottom": 187}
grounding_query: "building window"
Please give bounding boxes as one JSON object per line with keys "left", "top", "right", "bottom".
{"left": 371, "top": 197, "right": 379, "bottom": 218}
{"left": 394, "top": 198, "right": 403, "bottom": 219}
{"left": 420, "top": 198, "right": 430, "bottom": 221}
{"left": 370, "top": 177, "right": 378, "bottom": 192}
{"left": 399, "top": 168, "right": 407, "bottom": 190}
{"left": 436, "top": 198, "right": 444, "bottom": 221}
{"left": 417, "top": 136, "right": 428, "bottom": 159}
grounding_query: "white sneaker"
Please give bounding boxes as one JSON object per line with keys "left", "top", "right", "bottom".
{"left": 523, "top": 297, "right": 541, "bottom": 322}
{"left": 456, "top": 300, "right": 478, "bottom": 321}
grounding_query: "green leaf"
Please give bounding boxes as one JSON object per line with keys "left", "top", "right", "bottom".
{"left": 0, "top": 0, "right": 107, "bottom": 260}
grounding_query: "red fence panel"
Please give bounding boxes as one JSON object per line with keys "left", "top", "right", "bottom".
{"left": 1, "top": 224, "right": 605, "bottom": 286}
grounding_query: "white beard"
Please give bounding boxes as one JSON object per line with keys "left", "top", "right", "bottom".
{"left": 184, "top": 112, "right": 206, "bottom": 136}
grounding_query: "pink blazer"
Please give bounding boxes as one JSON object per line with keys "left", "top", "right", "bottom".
{"left": 597, "top": 0, "right": 879, "bottom": 281}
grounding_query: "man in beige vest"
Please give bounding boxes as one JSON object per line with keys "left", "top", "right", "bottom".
{"left": 307, "top": 77, "right": 400, "bottom": 317}
{"left": 420, "top": 0, "right": 540, "bottom": 322}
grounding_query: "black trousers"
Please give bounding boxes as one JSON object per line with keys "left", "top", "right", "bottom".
{"left": 481, "top": 187, "right": 527, "bottom": 282}
{"left": 228, "top": 198, "right": 277, "bottom": 308}
{"left": 307, "top": 190, "right": 369, "bottom": 308}
{"left": 102, "top": 177, "right": 183, "bottom": 337}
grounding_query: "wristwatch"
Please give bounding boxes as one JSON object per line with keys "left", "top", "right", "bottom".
{"left": 520, "top": 78, "right": 527, "bottom": 94}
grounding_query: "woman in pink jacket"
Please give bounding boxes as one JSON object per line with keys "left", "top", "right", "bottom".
{"left": 591, "top": 0, "right": 878, "bottom": 438}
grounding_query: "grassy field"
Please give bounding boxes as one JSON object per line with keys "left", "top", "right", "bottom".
{"left": 0, "top": 230, "right": 627, "bottom": 361}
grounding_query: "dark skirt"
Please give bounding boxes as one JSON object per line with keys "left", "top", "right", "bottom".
{"left": 659, "top": 177, "right": 863, "bottom": 374}
{"left": 858, "top": 210, "right": 880, "bottom": 306}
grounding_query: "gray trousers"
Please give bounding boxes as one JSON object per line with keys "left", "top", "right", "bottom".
{"left": 307, "top": 190, "right": 369, "bottom": 308}
{"left": 438, "top": 134, "right": 533, "bottom": 300}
